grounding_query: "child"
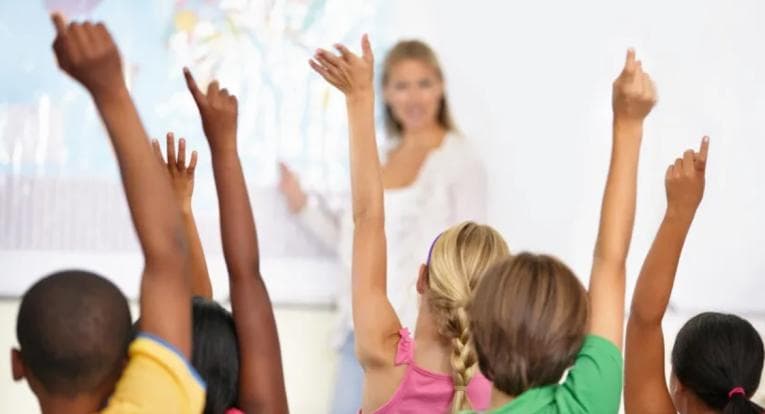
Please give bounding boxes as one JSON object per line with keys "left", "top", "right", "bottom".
{"left": 465, "top": 49, "right": 657, "bottom": 413}
{"left": 11, "top": 15, "right": 205, "bottom": 413}
{"left": 625, "top": 139, "right": 764, "bottom": 414}
{"left": 309, "top": 36, "right": 509, "bottom": 413}
{"left": 152, "top": 68, "right": 291, "bottom": 414}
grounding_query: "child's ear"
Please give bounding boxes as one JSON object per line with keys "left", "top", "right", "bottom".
{"left": 416, "top": 264, "right": 428, "bottom": 294}
{"left": 11, "top": 348, "right": 25, "bottom": 381}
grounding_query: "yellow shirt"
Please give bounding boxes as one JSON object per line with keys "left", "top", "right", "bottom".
{"left": 101, "top": 334, "right": 206, "bottom": 414}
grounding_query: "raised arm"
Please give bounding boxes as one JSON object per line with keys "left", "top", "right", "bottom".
{"left": 184, "top": 69, "right": 288, "bottom": 413}
{"left": 309, "top": 36, "right": 402, "bottom": 368}
{"left": 589, "top": 49, "right": 657, "bottom": 348}
{"left": 152, "top": 133, "right": 212, "bottom": 299}
{"left": 51, "top": 15, "right": 191, "bottom": 356}
{"left": 625, "top": 138, "right": 709, "bottom": 414}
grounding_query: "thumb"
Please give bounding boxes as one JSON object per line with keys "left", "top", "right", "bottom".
{"left": 361, "top": 34, "right": 373, "bottom": 62}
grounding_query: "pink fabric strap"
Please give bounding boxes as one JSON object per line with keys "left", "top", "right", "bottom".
{"left": 394, "top": 328, "right": 414, "bottom": 365}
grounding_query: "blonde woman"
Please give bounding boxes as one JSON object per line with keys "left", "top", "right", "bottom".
{"left": 280, "top": 39, "right": 486, "bottom": 412}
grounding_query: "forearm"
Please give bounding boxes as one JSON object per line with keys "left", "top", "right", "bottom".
{"left": 181, "top": 208, "right": 212, "bottom": 298}
{"left": 630, "top": 210, "right": 694, "bottom": 325}
{"left": 230, "top": 279, "right": 288, "bottom": 414}
{"left": 346, "top": 92, "right": 383, "bottom": 223}
{"left": 211, "top": 150, "right": 261, "bottom": 279}
{"left": 94, "top": 87, "right": 187, "bottom": 262}
{"left": 593, "top": 119, "right": 643, "bottom": 264}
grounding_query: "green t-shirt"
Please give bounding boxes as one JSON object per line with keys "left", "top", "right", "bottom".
{"left": 462, "top": 335, "right": 623, "bottom": 414}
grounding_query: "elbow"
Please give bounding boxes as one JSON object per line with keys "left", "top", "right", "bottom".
{"left": 592, "top": 244, "right": 628, "bottom": 269}
{"left": 352, "top": 203, "right": 384, "bottom": 225}
{"left": 144, "top": 225, "right": 188, "bottom": 269}
{"left": 628, "top": 303, "right": 663, "bottom": 327}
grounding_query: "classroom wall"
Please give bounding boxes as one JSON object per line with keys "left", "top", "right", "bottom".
{"left": 423, "top": 0, "right": 765, "bottom": 313}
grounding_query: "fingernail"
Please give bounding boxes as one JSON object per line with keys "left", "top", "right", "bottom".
{"left": 703, "top": 136, "right": 710, "bottom": 142}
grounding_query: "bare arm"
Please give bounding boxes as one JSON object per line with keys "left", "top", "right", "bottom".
{"left": 588, "top": 49, "right": 657, "bottom": 349}
{"left": 152, "top": 134, "right": 212, "bottom": 299}
{"left": 51, "top": 15, "right": 191, "bottom": 356}
{"left": 625, "top": 138, "right": 709, "bottom": 414}
{"left": 184, "top": 69, "right": 288, "bottom": 413}
{"left": 310, "top": 37, "right": 402, "bottom": 368}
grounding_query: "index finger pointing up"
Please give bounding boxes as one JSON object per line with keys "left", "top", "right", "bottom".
{"left": 51, "top": 13, "right": 67, "bottom": 35}
{"left": 183, "top": 67, "right": 205, "bottom": 106}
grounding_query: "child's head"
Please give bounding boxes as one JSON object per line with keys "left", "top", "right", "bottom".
{"left": 470, "top": 253, "right": 589, "bottom": 397}
{"left": 670, "top": 312, "right": 764, "bottom": 414}
{"left": 191, "top": 296, "right": 240, "bottom": 414}
{"left": 417, "top": 221, "right": 509, "bottom": 412}
{"left": 13, "top": 270, "right": 132, "bottom": 402}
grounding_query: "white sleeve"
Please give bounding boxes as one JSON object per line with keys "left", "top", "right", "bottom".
{"left": 449, "top": 153, "right": 488, "bottom": 224}
{"left": 295, "top": 195, "right": 342, "bottom": 252}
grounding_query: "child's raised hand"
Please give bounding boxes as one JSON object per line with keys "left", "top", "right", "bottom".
{"left": 152, "top": 132, "right": 198, "bottom": 212}
{"left": 665, "top": 136, "right": 709, "bottom": 216}
{"left": 50, "top": 13, "right": 124, "bottom": 96}
{"left": 612, "top": 49, "right": 657, "bottom": 123}
{"left": 183, "top": 67, "right": 238, "bottom": 153}
{"left": 309, "top": 34, "right": 374, "bottom": 97}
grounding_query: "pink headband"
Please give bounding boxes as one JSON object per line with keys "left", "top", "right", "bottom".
{"left": 728, "top": 386, "right": 746, "bottom": 399}
{"left": 426, "top": 233, "right": 442, "bottom": 267}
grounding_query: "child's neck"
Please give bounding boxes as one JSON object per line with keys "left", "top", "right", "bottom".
{"left": 37, "top": 392, "right": 105, "bottom": 414}
{"left": 413, "top": 304, "right": 452, "bottom": 373}
{"left": 490, "top": 386, "right": 516, "bottom": 409}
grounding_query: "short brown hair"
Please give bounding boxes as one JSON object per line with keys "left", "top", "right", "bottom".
{"left": 470, "top": 253, "right": 589, "bottom": 396}
{"left": 381, "top": 40, "right": 456, "bottom": 137}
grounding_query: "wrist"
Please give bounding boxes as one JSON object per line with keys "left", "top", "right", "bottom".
{"left": 209, "top": 137, "right": 238, "bottom": 159}
{"left": 90, "top": 81, "right": 130, "bottom": 106}
{"left": 345, "top": 90, "right": 374, "bottom": 104}
{"left": 613, "top": 116, "right": 644, "bottom": 133}
{"left": 211, "top": 148, "right": 239, "bottom": 163}
{"left": 664, "top": 206, "right": 696, "bottom": 223}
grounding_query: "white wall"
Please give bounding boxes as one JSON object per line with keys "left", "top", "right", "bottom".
{"left": 423, "top": 0, "right": 765, "bottom": 313}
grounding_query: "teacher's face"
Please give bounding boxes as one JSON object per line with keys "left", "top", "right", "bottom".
{"left": 384, "top": 59, "right": 444, "bottom": 133}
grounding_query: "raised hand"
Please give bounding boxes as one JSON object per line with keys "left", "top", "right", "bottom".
{"left": 50, "top": 16, "right": 193, "bottom": 359}
{"left": 278, "top": 162, "right": 307, "bottom": 214}
{"left": 152, "top": 133, "right": 199, "bottom": 212}
{"left": 183, "top": 67, "right": 238, "bottom": 153}
{"left": 51, "top": 13, "right": 124, "bottom": 96}
{"left": 666, "top": 137, "right": 709, "bottom": 217}
{"left": 309, "top": 34, "right": 374, "bottom": 97}
{"left": 612, "top": 49, "right": 657, "bottom": 123}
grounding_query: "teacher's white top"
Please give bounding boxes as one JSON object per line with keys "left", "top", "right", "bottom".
{"left": 297, "top": 132, "right": 487, "bottom": 345}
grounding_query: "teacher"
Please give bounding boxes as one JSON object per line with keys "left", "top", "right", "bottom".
{"left": 279, "top": 39, "right": 486, "bottom": 413}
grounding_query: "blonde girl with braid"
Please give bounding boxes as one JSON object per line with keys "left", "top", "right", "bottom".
{"left": 308, "top": 36, "right": 508, "bottom": 414}
{"left": 418, "top": 222, "right": 509, "bottom": 412}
